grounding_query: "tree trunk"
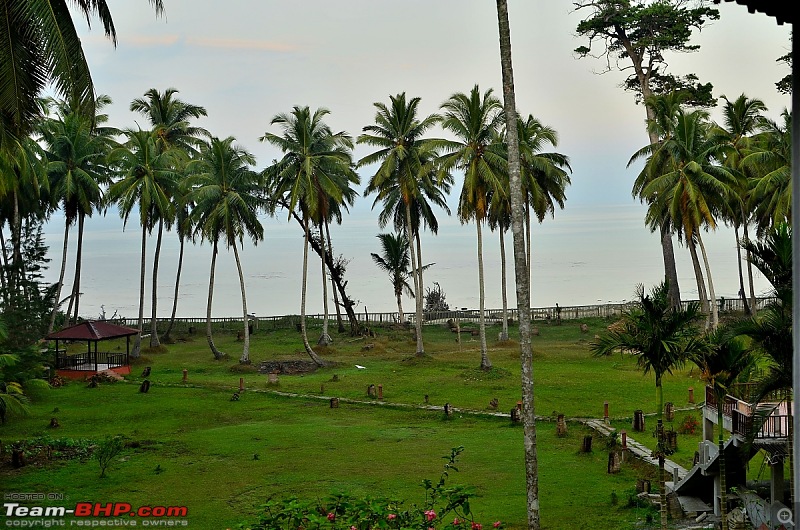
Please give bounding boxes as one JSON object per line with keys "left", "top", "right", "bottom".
{"left": 733, "top": 224, "right": 751, "bottom": 316}
{"left": 477, "top": 220, "right": 491, "bottom": 370}
{"left": 301, "top": 215, "right": 325, "bottom": 366}
{"left": 688, "top": 238, "right": 710, "bottom": 318}
{"left": 395, "top": 284, "right": 405, "bottom": 323}
{"left": 325, "top": 220, "right": 346, "bottom": 333}
{"left": 161, "top": 234, "right": 185, "bottom": 342}
{"left": 317, "top": 225, "right": 332, "bottom": 346}
{"left": 49, "top": 221, "right": 71, "bottom": 333}
{"left": 405, "top": 204, "right": 425, "bottom": 356}
{"left": 661, "top": 224, "right": 682, "bottom": 308}
{"left": 0, "top": 228, "right": 9, "bottom": 293}
{"left": 206, "top": 240, "right": 226, "bottom": 360}
{"left": 150, "top": 219, "right": 163, "bottom": 348}
{"left": 718, "top": 406, "right": 728, "bottom": 530}
{"left": 496, "top": 2, "right": 539, "bottom": 528}
{"left": 526, "top": 201, "right": 532, "bottom": 290}
{"left": 70, "top": 214, "right": 86, "bottom": 325}
{"left": 697, "top": 231, "right": 719, "bottom": 329}
{"left": 499, "top": 228, "right": 509, "bottom": 341}
{"left": 132, "top": 223, "right": 147, "bottom": 359}
{"left": 233, "top": 242, "right": 250, "bottom": 364}
{"left": 741, "top": 215, "right": 757, "bottom": 312}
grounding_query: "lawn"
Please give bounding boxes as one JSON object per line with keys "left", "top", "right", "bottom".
{"left": 0, "top": 318, "right": 703, "bottom": 529}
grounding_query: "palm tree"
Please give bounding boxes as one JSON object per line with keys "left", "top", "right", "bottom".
{"left": 130, "top": 88, "right": 208, "bottom": 348}
{"left": 693, "top": 329, "right": 758, "bottom": 530}
{"left": 160, "top": 197, "right": 194, "bottom": 343}
{"left": 633, "top": 108, "right": 738, "bottom": 329}
{"left": 496, "top": 2, "right": 540, "bottom": 526}
{"left": 713, "top": 94, "right": 768, "bottom": 314}
{"left": 370, "top": 233, "right": 415, "bottom": 323}
{"left": 186, "top": 137, "right": 263, "bottom": 363}
{"left": 439, "top": 85, "right": 506, "bottom": 371}
{"left": 592, "top": 281, "right": 703, "bottom": 530}
{"left": 358, "top": 93, "right": 444, "bottom": 357}
{"left": 516, "top": 114, "right": 571, "bottom": 287}
{"left": 107, "top": 129, "right": 178, "bottom": 357}
{"left": 261, "top": 106, "right": 356, "bottom": 367}
{"left": 745, "top": 109, "right": 792, "bottom": 231}
{"left": 0, "top": 0, "right": 163, "bottom": 151}
{"left": 39, "top": 96, "right": 116, "bottom": 331}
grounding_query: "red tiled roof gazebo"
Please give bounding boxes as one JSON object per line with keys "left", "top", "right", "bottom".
{"left": 46, "top": 321, "right": 139, "bottom": 377}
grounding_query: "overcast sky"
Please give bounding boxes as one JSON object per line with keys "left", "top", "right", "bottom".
{"left": 56, "top": 1, "right": 794, "bottom": 318}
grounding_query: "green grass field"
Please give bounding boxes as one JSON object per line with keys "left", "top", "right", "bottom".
{"left": 1, "top": 318, "right": 706, "bottom": 529}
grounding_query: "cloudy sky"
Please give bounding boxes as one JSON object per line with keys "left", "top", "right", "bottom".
{"left": 52, "top": 1, "right": 793, "bottom": 319}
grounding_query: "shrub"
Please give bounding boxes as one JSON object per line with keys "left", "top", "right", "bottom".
{"left": 95, "top": 435, "right": 125, "bottom": 478}
{"left": 677, "top": 414, "right": 700, "bottom": 435}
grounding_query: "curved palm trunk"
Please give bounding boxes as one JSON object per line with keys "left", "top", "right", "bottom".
{"left": 232, "top": 242, "right": 250, "bottom": 364}
{"left": 405, "top": 204, "right": 424, "bottom": 356}
{"left": 131, "top": 223, "right": 147, "bottom": 359}
{"left": 318, "top": 225, "right": 332, "bottom": 346}
{"left": 661, "top": 225, "right": 682, "bottom": 308}
{"left": 395, "top": 282, "right": 405, "bottom": 323}
{"left": 206, "top": 240, "right": 226, "bottom": 360}
{"left": 741, "top": 216, "right": 757, "bottom": 311}
{"left": 688, "top": 238, "right": 710, "bottom": 322}
{"left": 301, "top": 216, "right": 325, "bottom": 366}
{"left": 325, "top": 220, "right": 345, "bottom": 333}
{"left": 496, "top": 2, "right": 539, "bottom": 527}
{"left": 717, "top": 406, "right": 728, "bottom": 530}
{"left": 150, "top": 219, "right": 163, "bottom": 348}
{"left": 0, "top": 228, "right": 9, "bottom": 293}
{"left": 733, "top": 224, "right": 751, "bottom": 315}
{"left": 49, "top": 222, "right": 70, "bottom": 333}
{"left": 69, "top": 214, "right": 86, "bottom": 324}
{"left": 161, "top": 234, "right": 185, "bottom": 342}
{"left": 477, "top": 220, "right": 491, "bottom": 370}
{"left": 697, "top": 232, "right": 719, "bottom": 329}
{"left": 499, "top": 228, "right": 509, "bottom": 341}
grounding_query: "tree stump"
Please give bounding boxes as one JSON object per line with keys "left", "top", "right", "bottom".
{"left": 367, "top": 384, "right": 377, "bottom": 398}
{"left": 664, "top": 402, "right": 675, "bottom": 421}
{"left": 636, "top": 478, "right": 651, "bottom": 493}
{"left": 666, "top": 430, "right": 678, "bottom": 451}
{"left": 49, "top": 417, "right": 60, "bottom": 429}
{"left": 330, "top": 397, "right": 339, "bottom": 408}
{"left": 580, "top": 323, "right": 589, "bottom": 334}
{"left": 444, "top": 403, "right": 453, "bottom": 417}
{"left": 607, "top": 451, "right": 621, "bottom": 473}
{"left": 141, "top": 366, "right": 151, "bottom": 378}
{"left": 632, "top": 409, "right": 645, "bottom": 432}
{"left": 11, "top": 449, "right": 26, "bottom": 468}
{"left": 580, "top": 435, "right": 593, "bottom": 453}
{"left": 139, "top": 379, "right": 151, "bottom": 393}
{"left": 556, "top": 414, "right": 568, "bottom": 437}
{"left": 488, "top": 398, "right": 499, "bottom": 410}
{"left": 532, "top": 327, "right": 540, "bottom": 336}
{"left": 510, "top": 407, "right": 521, "bottom": 423}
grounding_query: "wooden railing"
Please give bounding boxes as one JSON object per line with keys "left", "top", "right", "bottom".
{"left": 54, "top": 350, "right": 128, "bottom": 371}
{"left": 706, "top": 386, "right": 792, "bottom": 440}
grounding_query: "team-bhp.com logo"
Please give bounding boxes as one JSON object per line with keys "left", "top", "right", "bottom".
{"left": 4, "top": 502, "right": 188, "bottom": 524}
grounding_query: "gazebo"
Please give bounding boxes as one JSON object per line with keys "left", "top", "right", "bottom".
{"left": 46, "top": 321, "right": 139, "bottom": 378}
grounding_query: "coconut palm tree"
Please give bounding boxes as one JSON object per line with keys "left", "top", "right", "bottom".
{"left": 633, "top": 108, "right": 738, "bottom": 329}
{"left": 107, "top": 129, "right": 178, "bottom": 357}
{"left": 693, "top": 329, "right": 758, "bottom": 530}
{"left": 496, "top": 2, "right": 541, "bottom": 526}
{"left": 745, "top": 109, "right": 792, "bottom": 232}
{"left": 130, "top": 88, "right": 208, "bottom": 347}
{"left": 438, "top": 85, "right": 506, "bottom": 371}
{"left": 39, "top": 96, "right": 116, "bottom": 331}
{"left": 261, "top": 106, "right": 356, "bottom": 367}
{"left": 713, "top": 94, "right": 768, "bottom": 314}
{"left": 0, "top": 0, "right": 163, "bottom": 151}
{"left": 370, "top": 233, "right": 416, "bottom": 323}
{"left": 186, "top": 137, "right": 263, "bottom": 363}
{"left": 592, "top": 281, "right": 703, "bottom": 530}
{"left": 358, "top": 93, "right": 444, "bottom": 357}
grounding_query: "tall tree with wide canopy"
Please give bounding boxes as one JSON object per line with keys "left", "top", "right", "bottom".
{"left": 745, "top": 109, "right": 792, "bottom": 231}
{"left": 107, "top": 129, "right": 178, "bottom": 357}
{"left": 130, "top": 88, "right": 208, "bottom": 348}
{"left": 186, "top": 137, "right": 263, "bottom": 363}
{"left": 439, "top": 85, "right": 506, "bottom": 371}
{"left": 574, "top": 0, "right": 720, "bottom": 308}
{"left": 39, "top": 95, "right": 116, "bottom": 331}
{"left": 495, "top": 1, "right": 540, "bottom": 526}
{"left": 261, "top": 106, "right": 356, "bottom": 367}
{"left": 0, "top": 0, "right": 163, "bottom": 151}
{"left": 592, "top": 281, "right": 702, "bottom": 530}
{"left": 370, "top": 232, "right": 415, "bottom": 323}
{"left": 358, "top": 93, "right": 444, "bottom": 357}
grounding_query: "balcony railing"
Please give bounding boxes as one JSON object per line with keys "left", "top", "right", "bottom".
{"left": 706, "top": 386, "right": 791, "bottom": 440}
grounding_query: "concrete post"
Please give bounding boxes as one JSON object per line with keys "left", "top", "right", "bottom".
{"left": 771, "top": 457, "right": 785, "bottom": 504}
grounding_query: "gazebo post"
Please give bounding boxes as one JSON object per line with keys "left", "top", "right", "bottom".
{"left": 126, "top": 336, "right": 130, "bottom": 367}
{"left": 94, "top": 341, "right": 98, "bottom": 372}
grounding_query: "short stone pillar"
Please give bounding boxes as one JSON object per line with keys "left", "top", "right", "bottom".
{"left": 182, "top": 369, "right": 188, "bottom": 383}
{"left": 556, "top": 414, "right": 568, "bottom": 437}
{"left": 267, "top": 372, "right": 279, "bottom": 385}
{"left": 665, "top": 402, "right": 675, "bottom": 421}
{"left": 688, "top": 387, "right": 695, "bottom": 404}
{"left": 510, "top": 407, "right": 521, "bottom": 423}
{"left": 239, "top": 377, "right": 244, "bottom": 392}
{"left": 444, "top": 403, "right": 453, "bottom": 417}
{"left": 330, "top": 397, "right": 339, "bottom": 408}
{"left": 620, "top": 430, "right": 627, "bottom": 450}
{"left": 367, "top": 384, "right": 377, "bottom": 398}
{"left": 633, "top": 409, "right": 646, "bottom": 432}
{"left": 377, "top": 384, "right": 383, "bottom": 400}
{"left": 603, "top": 401, "right": 609, "bottom": 422}
{"left": 580, "top": 435, "right": 593, "bottom": 453}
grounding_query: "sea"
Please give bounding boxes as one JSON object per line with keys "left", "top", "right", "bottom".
{"left": 37, "top": 199, "right": 771, "bottom": 322}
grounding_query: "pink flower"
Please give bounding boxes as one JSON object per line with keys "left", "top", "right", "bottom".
{"left": 493, "top": 523, "right": 502, "bottom": 528}
{"left": 453, "top": 518, "right": 461, "bottom": 525}
{"left": 471, "top": 523, "right": 483, "bottom": 530}
{"left": 387, "top": 513, "right": 397, "bottom": 520}
{"left": 326, "top": 512, "right": 335, "bottom": 522}
{"left": 424, "top": 509, "right": 436, "bottom": 521}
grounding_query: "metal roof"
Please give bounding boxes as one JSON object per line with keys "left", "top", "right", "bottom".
{"left": 46, "top": 321, "right": 139, "bottom": 341}
{"left": 713, "top": 0, "right": 794, "bottom": 25}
